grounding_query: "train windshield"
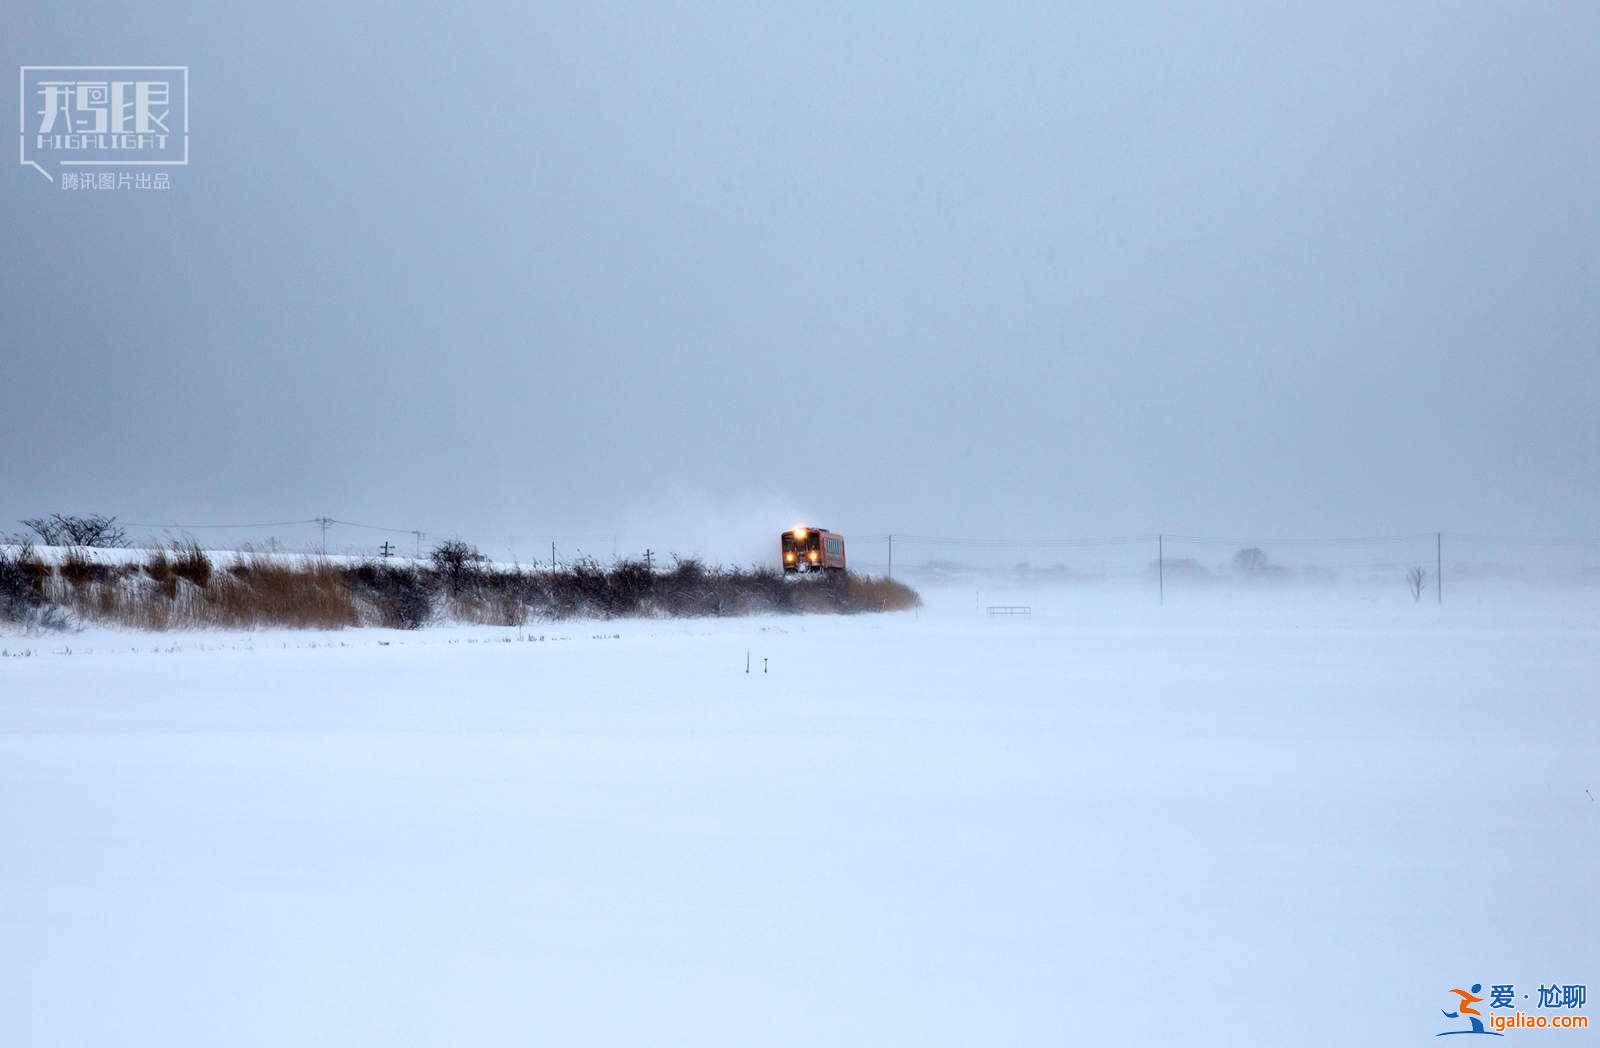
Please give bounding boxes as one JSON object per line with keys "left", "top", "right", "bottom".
{"left": 783, "top": 530, "right": 820, "bottom": 550}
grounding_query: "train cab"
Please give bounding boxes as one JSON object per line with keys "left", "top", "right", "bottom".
{"left": 780, "top": 525, "right": 846, "bottom": 574}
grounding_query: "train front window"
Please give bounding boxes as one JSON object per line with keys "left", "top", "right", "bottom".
{"left": 783, "top": 531, "right": 820, "bottom": 553}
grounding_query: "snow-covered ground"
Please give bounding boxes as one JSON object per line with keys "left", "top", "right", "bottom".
{"left": 2, "top": 586, "right": 1595, "bottom": 1046}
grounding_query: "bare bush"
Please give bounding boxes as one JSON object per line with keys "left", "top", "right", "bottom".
{"left": 1407, "top": 565, "right": 1426, "bottom": 603}
{"left": 1233, "top": 547, "right": 1269, "bottom": 575}
{"left": 21, "top": 514, "right": 127, "bottom": 547}
{"left": 0, "top": 545, "right": 51, "bottom": 623}
{"left": 603, "top": 558, "right": 656, "bottom": 617}
{"left": 346, "top": 562, "right": 431, "bottom": 629}
{"left": 446, "top": 568, "right": 530, "bottom": 626}
{"left": 658, "top": 556, "right": 722, "bottom": 617}
{"left": 430, "top": 539, "right": 486, "bottom": 578}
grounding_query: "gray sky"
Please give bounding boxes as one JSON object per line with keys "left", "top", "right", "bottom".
{"left": 3, "top": 2, "right": 1596, "bottom": 561}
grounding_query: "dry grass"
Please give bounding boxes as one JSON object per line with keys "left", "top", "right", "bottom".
{"left": 839, "top": 573, "right": 922, "bottom": 612}
{"left": 208, "top": 555, "right": 358, "bottom": 629}
{"left": 58, "top": 547, "right": 116, "bottom": 587}
{"left": 170, "top": 541, "right": 212, "bottom": 589}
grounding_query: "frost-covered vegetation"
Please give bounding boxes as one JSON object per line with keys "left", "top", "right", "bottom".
{"left": 0, "top": 542, "right": 920, "bottom": 631}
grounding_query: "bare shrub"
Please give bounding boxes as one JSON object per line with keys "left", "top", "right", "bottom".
{"left": 1407, "top": 565, "right": 1426, "bottom": 603}
{"left": 713, "top": 566, "right": 793, "bottom": 616}
{"left": 346, "top": 562, "right": 433, "bottom": 629}
{"left": 1233, "top": 547, "right": 1270, "bottom": 575}
{"left": 431, "top": 539, "right": 486, "bottom": 578}
{"left": 604, "top": 558, "right": 655, "bottom": 617}
{"left": 446, "top": 568, "right": 529, "bottom": 626}
{"left": 657, "top": 556, "right": 722, "bottom": 617}
{"left": 545, "top": 557, "right": 609, "bottom": 619}
{"left": 21, "top": 514, "right": 127, "bottom": 547}
{"left": 0, "top": 545, "right": 51, "bottom": 623}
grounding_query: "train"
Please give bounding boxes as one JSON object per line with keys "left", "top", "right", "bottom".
{"left": 780, "top": 525, "right": 846, "bottom": 574}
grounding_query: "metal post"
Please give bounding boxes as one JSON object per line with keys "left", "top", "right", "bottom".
{"left": 1436, "top": 531, "right": 1442, "bottom": 605}
{"left": 1158, "top": 533, "right": 1164, "bottom": 606}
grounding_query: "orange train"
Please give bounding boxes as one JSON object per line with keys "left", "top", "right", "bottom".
{"left": 780, "top": 525, "right": 846, "bottom": 574}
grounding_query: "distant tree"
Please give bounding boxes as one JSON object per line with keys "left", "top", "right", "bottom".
{"left": 21, "top": 513, "right": 127, "bottom": 547}
{"left": 1232, "top": 547, "right": 1269, "bottom": 575}
{"left": 1407, "top": 566, "right": 1426, "bottom": 603}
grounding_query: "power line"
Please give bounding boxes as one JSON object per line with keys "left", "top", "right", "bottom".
{"left": 120, "top": 518, "right": 319, "bottom": 530}
{"left": 327, "top": 517, "right": 426, "bottom": 535}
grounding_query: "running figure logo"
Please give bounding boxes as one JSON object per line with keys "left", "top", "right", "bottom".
{"left": 1440, "top": 984, "right": 1504, "bottom": 1037}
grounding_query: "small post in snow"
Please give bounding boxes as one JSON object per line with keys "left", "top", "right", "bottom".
{"left": 745, "top": 649, "right": 750, "bottom": 674}
{"left": 763, "top": 657, "right": 768, "bottom": 675}
{"left": 1436, "top": 531, "right": 1443, "bottom": 605}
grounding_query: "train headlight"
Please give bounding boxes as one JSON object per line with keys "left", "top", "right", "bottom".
{"left": 808, "top": 551, "right": 820, "bottom": 562}
{"left": 793, "top": 526, "right": 808, "bottom": 540}
{"left": 784, "top": 552, "right": 795, "bottom": 563}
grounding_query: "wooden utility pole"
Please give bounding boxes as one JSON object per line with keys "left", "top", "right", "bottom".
{"left": 1158, "top": 533, "right": 1164, "bottom": 606}
{"left": 1436, "top": 531, "right": 1443, "bottom": 604}
{"left": 644, "top": 548, "right": 654, "bottom": 572}
{"left": 316, "top": 516, "right": 333, "bottom": 554}
{"left": 551, "top": 541, "right": 557, "bottom": 571}
{"left": 379, "top": 541, "right": 394, "bottom": 558}
{"left": 887, "top": 534, "right": 893, "bottom": 581}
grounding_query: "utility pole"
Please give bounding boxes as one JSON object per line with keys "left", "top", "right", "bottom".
{"left": 1158, "top": 533, "right": 1164, "bottom": 606}
{"left": 551, "top": 541, "right": 557, "bottom": 572}
{"left": 316, "top": 516, "right": 333, "bottom": 554}
{"left": 1436, "top": 531, "right": 1443, "bottom": 605}
{"left": 379, "top": 541, "right": 394, "bottom": 558}
{"left": 644, "top": 548, "right": 654, "bottom": 573}
{"left": 413, "top": 531, "right": 424, "bottom": 558}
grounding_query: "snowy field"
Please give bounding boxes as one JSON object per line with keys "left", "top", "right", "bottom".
{"left": 2, "top": 585, "right": 1596, "bottom": 1046}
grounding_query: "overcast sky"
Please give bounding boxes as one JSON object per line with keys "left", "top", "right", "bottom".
{"left": 3, "top": 2, "right": 1596, "bottom": 562}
